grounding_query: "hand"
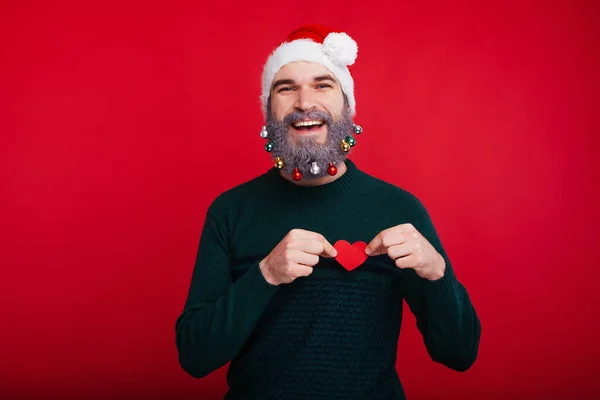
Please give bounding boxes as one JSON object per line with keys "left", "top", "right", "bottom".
{"left": 365, "top": 223, "right": 446, "bottom": 280}
{"left": 259, "top": 228, "right": 337, "bottom": 286}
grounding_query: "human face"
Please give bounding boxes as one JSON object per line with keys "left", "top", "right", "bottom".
{"left": 269, "top": 61, "right": 346, "bottom": 145}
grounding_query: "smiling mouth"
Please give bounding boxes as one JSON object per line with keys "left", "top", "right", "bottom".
{"left": 290, "top": 119, "right": 325, "bottom": 132}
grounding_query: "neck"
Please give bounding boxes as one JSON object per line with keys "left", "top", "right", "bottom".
{"left": 278, "top": 161, "right": 348, "bottom": 187}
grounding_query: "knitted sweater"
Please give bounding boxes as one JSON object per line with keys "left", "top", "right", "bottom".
{"left": 175, "top": 159, "right": 481, "bottom": 400}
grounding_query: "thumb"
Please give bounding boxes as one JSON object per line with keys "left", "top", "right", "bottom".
{"left": 365, "top": 234, "right": 385, "bottom": 256}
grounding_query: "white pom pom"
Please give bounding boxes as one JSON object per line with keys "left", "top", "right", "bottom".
{"left": 323, "top": 32, "right": 358, "bottom": 66}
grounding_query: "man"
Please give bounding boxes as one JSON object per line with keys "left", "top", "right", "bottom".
{"left": 175, "top": 24, "right": 481, "bottom": 400}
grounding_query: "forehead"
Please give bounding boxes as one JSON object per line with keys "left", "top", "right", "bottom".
{"left": 273, "top": 61, "right": 336, "bottom": 82}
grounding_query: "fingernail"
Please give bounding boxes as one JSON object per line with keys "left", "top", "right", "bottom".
{"left": 365, "top": 247, "right": 371, "bottom": 255}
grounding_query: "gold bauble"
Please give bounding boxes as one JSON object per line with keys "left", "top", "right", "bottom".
{"left": 341, "top": 140, "right": 351, "bottom": 152}
{"left": 274, "top": 156, "right": 285, "bottom": 169}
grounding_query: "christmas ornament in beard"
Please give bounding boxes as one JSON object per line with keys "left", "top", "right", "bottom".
{"left": 265, "top": 105, "right": 355, "bottom": 181}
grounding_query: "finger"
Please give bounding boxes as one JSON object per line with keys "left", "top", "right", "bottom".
{"left": 395, "top": 254, "right": 418, "bottom": 269}
{"left": 292, "top": 238, "right": 335, "bottom": 258}
{"left": 365, "top": 232, "right": 385, "bottom": 256}
{"left": 387, "top": 243, "right": 413, "bottom": 260}
{"left": 366, "top": 225, "right": 416, "bottom": 256}
{"left": 367, "top": 231, "right": 404, "bottom": 256}
{"left": 288, "top": 249, "right": 320, "bottom": 267}
{"left": 288, "top": 230, "right": 337, "bottom": 257}
{"left": 288, "top": 228, "right": 326, "bottom": 241}
{"left": 293, "top": 264, "right": 314, "bottom": 278}
{"left": 318, "top": 237, "right": 337, "bottom": 258}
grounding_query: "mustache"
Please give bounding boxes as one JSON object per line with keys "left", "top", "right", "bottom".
{"left": 283, "top": 109, "right": 333, "bottom": 126}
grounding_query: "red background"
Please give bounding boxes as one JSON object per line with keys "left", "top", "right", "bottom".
{"left": 1, "top": 1, "right": 599, "bottom": 399}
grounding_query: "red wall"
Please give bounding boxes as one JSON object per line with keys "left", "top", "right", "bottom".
{"left": 1, "top": 1, "right": 599, "bottom": 399}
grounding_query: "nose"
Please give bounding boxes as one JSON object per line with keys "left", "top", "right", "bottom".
{"left": 294, "top": 87, "right": 318, "bottom": 112}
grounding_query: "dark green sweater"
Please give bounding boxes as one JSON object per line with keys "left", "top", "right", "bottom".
{"left": 175, "top": 159, "right": 481, "bottom": 400}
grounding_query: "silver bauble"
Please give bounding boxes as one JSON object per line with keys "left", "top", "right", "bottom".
{"left": 310, "top": 162, "right": 321, "bottom": 175}
{"left": 260, "top": 126, "right": 269, "bottom": 138}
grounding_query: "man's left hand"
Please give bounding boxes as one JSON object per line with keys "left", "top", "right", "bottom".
{"left": 365, "top": 223, "right": 446, "bottom": 281}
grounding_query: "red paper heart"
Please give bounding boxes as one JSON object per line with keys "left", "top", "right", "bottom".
{"left": 333, "top": 240, "right": 368, "bottom": 271}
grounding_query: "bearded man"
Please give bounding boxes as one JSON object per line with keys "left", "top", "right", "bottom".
{"left": 175, "top": 24, "right": 481, "bottom": 400}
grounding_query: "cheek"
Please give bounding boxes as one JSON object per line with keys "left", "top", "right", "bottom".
{"left": 271, "top": 98, "right": 292, "bottom": 121}
{"left": 326, "top": 103, "right": 344, "bottom": 121}
{"left": 325, "top": 93, "right": 345, "bottom": 119}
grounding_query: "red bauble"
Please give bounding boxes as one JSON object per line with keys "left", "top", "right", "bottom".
{"left": 292, "top": 167, "right": 302, "bottom": 181}
{"left": 327, "top": 163, "right": 337, "bottom": 176}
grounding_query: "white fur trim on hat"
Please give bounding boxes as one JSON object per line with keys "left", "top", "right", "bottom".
{"left": 261, "top": 35, "right": 357, "bottom": 117}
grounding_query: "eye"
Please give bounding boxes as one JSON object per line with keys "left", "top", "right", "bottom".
{"left": 277, "top": 86, "right": 294, "bottom": 93}
{"left": 316, "top": 84, "right": 332, "bottom": 89}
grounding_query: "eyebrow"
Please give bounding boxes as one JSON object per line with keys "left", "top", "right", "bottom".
{"left": 271, "top": 75, "right": 338, "bottom": 91}
{"left": 314, "top": 74, "right": 337, "bottom": 84}
{"left": 271, "top": 79, "right": 295, "bottom": 90}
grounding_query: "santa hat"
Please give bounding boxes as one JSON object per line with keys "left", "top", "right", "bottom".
{"left": 261, "top": 24, "right": 358, "bottom": 117}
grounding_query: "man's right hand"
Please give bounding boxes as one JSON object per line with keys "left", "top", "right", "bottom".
{"left": 259, "top": 229, "right": 337, "bottom": 286}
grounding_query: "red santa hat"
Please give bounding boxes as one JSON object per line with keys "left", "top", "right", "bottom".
{"left": 261, "top": 24, "right": 358, "bottom": 117}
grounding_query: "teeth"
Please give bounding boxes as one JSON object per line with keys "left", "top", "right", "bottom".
{"left": 294, "top": 120, "right": 323, "bottom": 128}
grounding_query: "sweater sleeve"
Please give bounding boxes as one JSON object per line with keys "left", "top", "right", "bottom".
{"left": 400, "top": 202, "right": 481, "bottom": 372}
{"left": 175, "top": 207, "right": 280, "bottom": 378}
